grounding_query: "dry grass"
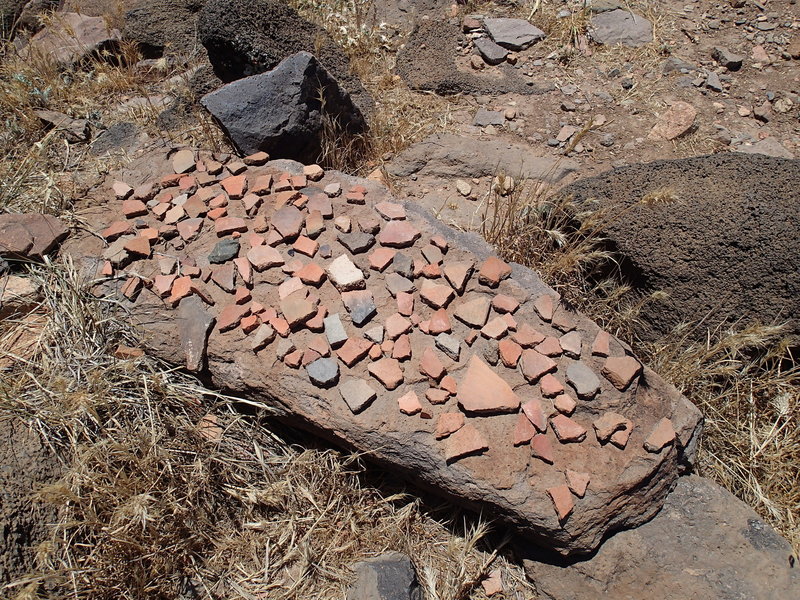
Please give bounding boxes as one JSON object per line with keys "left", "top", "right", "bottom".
{"left": 0, "top": 261, "right": 536, "bottom": 599}
{"left": 487, "top": 181, "right": 800, "bottom": 555}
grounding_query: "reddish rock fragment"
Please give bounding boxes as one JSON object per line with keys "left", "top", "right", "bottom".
{"left": 419, "top": 347, "right": 446, "bottom": 381}
{"left": 610, "top": 422, "right": 634, "bottom": 449}
{"left": 102, "top": 220, "right": 132, "bottom": 240}
{"left": 602, "top": 356, "right": 643, "bottom": 390}
{"left": 419, "top": 281, "right": 454, "bottom": 309}
{"left": 513, "top": 323, "right": 545, "bottom": 347}
{"left": 533, "top": 294, "right": 554, "bottom": 321}
{"left": 296, "top": 262, "right": 326, "bottom": 286}
{"left": 513, "top": 413, "right": 537, "bottom": 446}
{"left": 247, "top": 245, "right": 284, "bottom": 271}
{"left": 426, "top": 388, "right": 450, "bottom": 405}
{"left": 123, "top": 236, "right": 151, "bottom": 258}
{"left": 566, "top": 470, "right": 590, "bottom": 498}
{"left": 120, "top": 277, "right": 142, "bottom": 299}
{"left": 220, "top": 174, "right": 247, "bottom": 198}
{"left": 435, "top": 413, "right": 465, "bottom": 439}
{"left": 442, "top": 261, "right": 474, "bottom": 294}
{"left": 156, "top": 274, "right": 178, "bottom": 298}
{"left": 481, "top": 316, "right": 509, "bottom": 340}
{"left": 644, "top": 417, "right": 675, "bottom": 453}
{"left": 217, "top": 303, "right": 250, "bottom": 332}
{"left": 540, "top": 374, "right": 564, "bottom": 397}
{"left": 240, "top": 314, "right": 260, "bottom": 334}
{"left": 530, "top": 434, "right": 554, "bottom": 464}
{"left": 337, "top": 337, "right": 373, "bottom": 367}
{"left": 392, "top": 334, "right": 412, "bottom": 360}
{"left": 547, "top": 485, "right": 575, "bottom": 521}
{"left": 552, "top": 307, "right": 577, "bottom": 332}
{"left": 554, "top": 393, "right": 577, "bottom": 415}
{"left": 378, "top": 220, "right": 420, "bottom": 248}
{"left": 498, "top": 338, "right": 522, "bottom": 368}
{"left": 271, "top": 205, "right": 304, "bottom": 240}
{"left": 519, "top": 349, "right": 557, "bottom": 382}
{"left": 454, "top": 296, "right": 490, "bottom": 328}
{"left": 280, "top": 292, "right": 316, "bottom": 328}
{"left": 591, "top": 330, "right": 611, "bottom": 357}
{"left": 215, "top": 216, "right": 247, "bottom": 236}
{"left": 593, "top": 412, "right": 630, "bottom": 443}
{"left": 398, "top": 390, "right": 422, "bottom": 415}
{"left": 535, "top": 336, "right": 562, "bottom": 357}
{"left": 521, "top": 399, "right": 548, "bottom": 433}
{"left": 478, "top": 256, "right": 511, "bottom": 287}
{"left": 492, "top": 294, "right": 519, "bottom": 313}
{"left": 440, "top": 375, "right": 457, "bottom": 395}
{"left": 375, "top": 201, "right": 406, "bottom": 220}
{"left": 396, "top": 291, "right": 414, "bottom": 316}
{"left": 233, "top": 257, "right": 252, "bottom": 285}
{"left": 243, "top": 151, "right": 269, "bottom": 165}
{"left": 428, "top": 308, "right": 451, "bottom": 334}
{"left": 121, "top": 199, "right": 147, "bottom": 218}
{"left": 368, "top": 357, "right": 404, "bottom": 390}
{"left": 550, "top": 414, "right": 587, "bottom": 443}
{"left": 457, "top": 355, "right": 521, "bottom": 414}
{"left": 444, "top": 424, "right": 489, "bottom": 462}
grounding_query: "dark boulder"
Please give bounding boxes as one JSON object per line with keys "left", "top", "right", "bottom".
{"left": 346, "top": 552, "right": 422, "bottom": 600}
{"left": 200, "top": 52, "right": 367, "bottom": 162}
{"left": 197, "top": 0, "right": 371, "bottom": 116}
{"left": 560, "top": 154, "right": 800, "bottom": 342}
{"left": 123, "top": 0, "right": 205, "bottom": 58}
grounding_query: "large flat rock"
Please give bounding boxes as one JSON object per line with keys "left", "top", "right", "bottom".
{"left": 64, "top": 149, "right": 701, "bottom": 556}
{"left": 522, "top": 475, "right": 798, "bottom": 599}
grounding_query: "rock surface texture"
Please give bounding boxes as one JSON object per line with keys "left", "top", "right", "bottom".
{"left": 64, "top": 148, "right": 703, "bottom": 556}
{"left": 522, "top": 475, "right": 798, "bottom": 599}
{"left": 560, "top": 153, "right": 800, "bottom": 341}
{"left": 21, "top": 12, "right": 121, "bottom": 66}
{"left": 589, "top": 9, "right": 653, "bottom": 47}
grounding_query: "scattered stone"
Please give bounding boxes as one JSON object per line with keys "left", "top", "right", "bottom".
{"left": 566, "top": 362, "right": 601, "bottom": 399}
{"left": 23, "top": 12, "right": 121, "bottom": 67}
{"left": 648, "top": 101, "right": 697, "bottom": 141}
{"left": 530, "top": 433, "right": 554, "bottom": 464}
{"left": 483, "top": 17, "right": 545, "bottom": 50}
{"left": 566, "top": 470, "right": 590, "bottom": 498}
{"left": 250, "top": 323, "right": 276, "bottom": 351}
{"left": 342, "top": 290, "right": 377, "bottom": 326}
{"left": 419, "top": 347, "right": 446, "bottom": 381}
{"left": 306, "top": 357, "right": 339, "bottom": 387}
{"left": 398, "top": 390, "right": 423, "bottom": 416}
{"left": 338, "top": 231, "right": 375, "bottom": 254}
{"left": 456, "top": 180, "right": 472, "bottom": 197}
{"left": 368, "top": 357, "right": 404, "bottom": 390}
{"left": 478, "top": 257, "right": 511, "bottom": 287}
{"left": 550, "top": 414, "right": 587, "bottom": 443}
{"left": 346, "top": 552, "right": 421, "bottom": 600}
{"left": 435, "top": 412, "right": 465, "bottom": 439}
{"left": 444, "top": 424, "right": 489, "bottom": 462}
{"left": 473, "top": 108, "right": 505, "bottom": 127}
{"left": 378, "top": 221, "right": 420, "bottom": 248}
{"left": 547, "top": 485, "right": 575, "bottom": 521}
{"left": 328, "top": 255, "right": 365, "bottom": 291}
{"left": 589, "top": 9, "right": 653, "bottom": 47}
{"left": 643, "top": 417, "right": 675, "bottom": 453}
{"left": 593, "top": 412, "right": 630, "bottom": 443}
{"left": 435, "top": 333, "right": 460, "bottom": 361}
{"left": 601, "top": 356, "right": 642, "bottom": 390}
{"left": 0, "top": 213, "right": 68, "bottom": 260}
{"left": 457, "top": 355, "right": 520, "bottom": 414}
{"left": 442, "top": 261, "right": 474, "bottom": 294}
{"left": 324, "top": 313, "right": 348, "bottom": 347}
{"left": 712, "top": 47, "right": 744, "bottom": 71}
{"left": 454, "top": 296, "right": 491, "bottom": 328}
{"left": 474, "top": 37, "right": 508, "bottom": 65}
{"left": 519, "top": 349, "right": 557, "bottom": 383}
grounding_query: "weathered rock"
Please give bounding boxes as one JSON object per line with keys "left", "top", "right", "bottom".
{"left": 736, "top": 138, "right": 794, "bottom": 159}
{"left": 648, "top": 101, "right": 697, "bottom": 141}
{"left": 387, "top": 133, "right": 577, "bottom": 183}
{"left": 560, "top": 153, "right": 800, "bottom": 341}
{"left": 712, "top": 46, "right": 744, "bottom": 71}
{"left": 474, "top": 37, "right": 508, "bottom": 65}
{"left": 178, "top": 295, "right": 215, "bottom": 372}
{"left": 124, "top": 0, "right": 204, "bottom": 58}
{"left": 34, "top": 109, "right": 90, "bottom": 142}
{"left": 68, "top": 149, "right": 704, "bottom": 556}
{"left": 346, "top": 551, "right": 422, "bottom": 600}
{"left": 0, "top": 213, "right": 68, "bottom": 260}
{"left": 201, "top": 52, "right": 367, "bottom": 162}
{"left": 0, "top": 275, "right": 39, "bottom": 319}
{"left": 22, "top": 12, "right": 121, "bottom": 66}
{"left": 589, "top": 9, "right": 653, "bottom": 47}
{"left": 198, "top": 0, "right": 371, "bottom": 114}
{"left": 483, "top": 17, "right": 545, "bottom": 51}
{"left": 522, "top": 476, "right": 798, "bottom": 599}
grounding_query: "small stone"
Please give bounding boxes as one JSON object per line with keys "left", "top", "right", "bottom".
{"left": 123, "top": 236, "right": 151, "bottom": 258}
{"left": 457, "top": 355, "right": 520, "bottom": 414}
{"left": 533, "top": 295, "right": 554, "bottom": 321}
{"left": 644, "top": 417, "right": 675, "bottom": 453}
{"left": 296, "top": 262, "right": 326, "bottom": 286}
{"left": 551, "top": 308, "right": 576, "bottom": 332}
{"left": 419, "top": 281, "right": 455, "bottom": 309}
{"left": 396, "top": 291, "right": 414, "bottom": 316}
{"left": 712, "top": 47, "right": 744, "bottom": 71}
{"left": 217, "top": 303, "right": 251, "bottom": 332}
{"left": 566, "top": 470, "right": 590, "bottom": 498}
{"left": 220, "top": 174, "right": 247, "bottom": 199}
{"left": 324, "top": 313, "right": 348, "bottom": 347}
{"left": 378, "top": 221, "right": 420, "bottom": 248}
{"left": 591, "top": 330, "right": 611, "bottom": 356}
{"left": 385, "top": 313, "right": 412, "bottom": 340}
{"left": 293, "top": 235, "right": 319, "bottom": 257}
{"left": 444, "top": 424, "right": 489, "bottom": 462}
{"left": 324, "top": 182, "right": 342, "bottom": 197}
{"left": 484, "top": 17, "right": 546, "bottom": 50}
{"left": 602, "top": 356, "right": 642, "bottom": 390}
{"left": 341, "top": 290, "right": 376, "bottom": 326}
{"left": 435, "top": 333, "right": 460, "bottom": 361}
{"left": 364, "top": 325, "right": 385, "bottom": 344}
{"left": 428, "top": 308, "right": 451, "bottom": 334}
{"left": 243, "top": 150, "right": 269, "bottom": 165}
{"left": 398, "top": 390, "right": 422, "bottom": 415}
{"left": 610, "top": 422, "right": 634, "bottom": 449}
{"left": 172, "top": 149, "right": 195, "bottom": 173}
{"left": 419, "top": 347, "right": 446, "bottom": 381}
{"left": 593, "top": 412, "right": 630, "bottom": 443}
{"left": 426, "top": 388, "right": 450, "bottom": 405}
{"left": 435, "top": 413, "right": 465, "bottom": 439}
{"left": 530, "top": 434, "right": 554, "bottom": 464}
{"left": 369, "top": 247, "right": 396, "bottom": 271}
{"left": 492, "top": 294, "right": 519, "bottom": 313}
{"left": 339, "top": 378, "right": 378, "bottom": 414}
{"left": 211, "top": 263, "right": 236, "bottom": 292}
{"left": 442, "top": 261, "right": 474, "bottom": 294}
{"left": 554, "top": 393, "right": 577, "bottom": 415}
{"left": 281, "top": 292, "right": 316, "bottom": 328}
{"left": 513, "top": 413, "right": 537, "bottom": 446}
{"left": 540, "top": 374, "right": 564, "bottom": 397}
{"left": 547, "top": 485, "right": 575, "bottom": 521}
{"left": 247, "top": 245, "right": 284, "bottom": 271}
{"left": 481, "top": 569, "right": 503, "bottom": 597}
{"left": 559, "top": 331, "right": 582, "bottom": 358}
{"left": 272, "top": 206, "right": 304, "bottom": 239}
{"left": 392, "top": 334, "right": 412, "bottom": 360}
{"left": 478, "top": 257, "right": 511, "bottom": 287}
{"left": 498, "top": 339, "right": 522, "bottom": 367}
{"left": 566, "top": 361, "right": 601, "bottom": 399}
{"left": 304, "top": 357, "right": 338, "bottom": 387}
{"left": 250, "top": 323, "right": 276, "bottom": 351}
{"left": 519, "top": 349, "right": 556, "bottom": 382}
{"left": 481, "top": 316, "right": 509, "bottom": 340}
{"left": 456, "top": 180, "right": 472, "bottom": 197}
{"left": 337, "top": 337, "right": 373, "bottom": 367}
{"left": 338, "top": 231, "right": 375, "bottom": 254}
{"left": 550, "top": 414, "right": 587, "bottom": 443}
{"left": 303, "top": 164, "right": 324, "bottom": 181}
{"left": 328, "top": 255, "right": 365, "bottom": 291}
{"left": 514, "top": 324, "right": 545, "bottom": 348}
{"left": 385, "top": 273, "right": 415, "bottom": 297}
{"left": 392, "top": 253, "right": 414, "bottom": 279}
{"left": 368, "top": 357, "right": 404, "bottom": 390}
{"left": 422, "top": 245, "right": 443, "bottom": 266}
{"left": 375, "top": 201, "right": 406, "bottom": 220}
{"left": 648, "top": 101, "right": 697, "bottom": 141}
